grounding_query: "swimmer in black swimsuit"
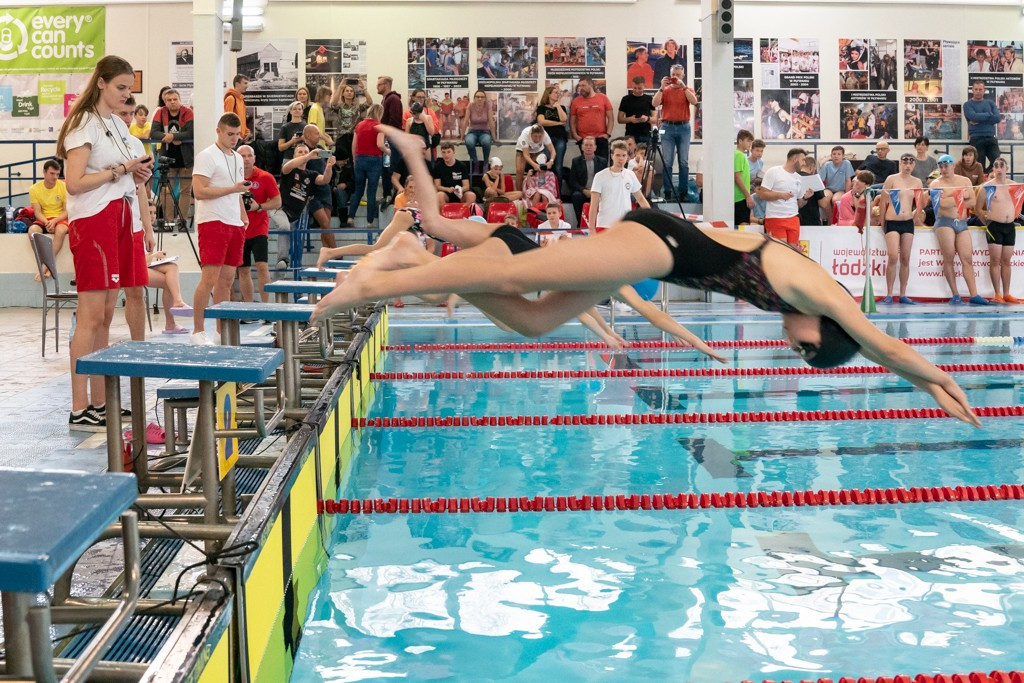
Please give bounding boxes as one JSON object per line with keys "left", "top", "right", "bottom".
{"left": 312, "top": 128, "right": 980, "bottom": 426}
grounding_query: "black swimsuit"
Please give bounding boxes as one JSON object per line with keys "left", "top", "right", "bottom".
{"left": 489, "top": 224, "right": 540, "bottom": 255}
{"left": 622, "top": 209, "right": 799, "bottom": 313}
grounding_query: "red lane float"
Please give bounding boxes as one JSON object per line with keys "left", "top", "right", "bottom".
{"left": 352, "top": 405, "right": 1024, "bottom": 429}
{"left": 316, "top": 483, "right": 1024, "bottom": 516}
{"left": 382, "top": 336, "right": 976, "bottom": 352}
{"left": 370, "top": 362, "right": 1024, "bottom": 382}
{"left": 744, "top": 672, "right": 1024, "bottom": 683}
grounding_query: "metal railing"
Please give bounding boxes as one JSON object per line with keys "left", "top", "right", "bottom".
{"left": 0, "top": 139, "right": 57, "bottom": 206}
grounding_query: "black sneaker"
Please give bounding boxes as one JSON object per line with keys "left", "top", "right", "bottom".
{"left": 69, "top": 408, "right": 106, "bottom": 432}
{"left": 93, "top": 404, "right": 130, "bottom": 418}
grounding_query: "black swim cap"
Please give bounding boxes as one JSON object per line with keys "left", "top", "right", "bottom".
{"left": 797, "top": 316, "right": 860, "bottom": 368}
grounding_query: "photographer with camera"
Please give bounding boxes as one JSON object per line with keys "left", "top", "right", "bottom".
{"left": 651, "top": 64, "right": 697, "bottom": 202}
{"left": 277, "top": 142, "right": 335, "bottom": 268}
{"left": 514, "top": 124, "right": 556, "bottom": 192}
{"left": 189, "top": 113, "right": 249, "bottom": 345}
{"left": 237, "top": 144, "right": 281, "bottom": 303}
{"left": 150, "top": 88, "right": 194, "bottom": 224}
{"left": 403, "top": 100, "right": 436, "bottom": 159}
{"left": 300, "top": 124, "right": 338, "bottom": 249}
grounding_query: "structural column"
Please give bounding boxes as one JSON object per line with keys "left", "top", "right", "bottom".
{"left": 192, "top": 0, "right": 225, "bottom": 153}
{"left": 700, "top": 0, "right": 735, "bottom": 225}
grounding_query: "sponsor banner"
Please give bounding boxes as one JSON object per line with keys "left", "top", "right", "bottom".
{"left": 0, "top": 6, "right": 103, "bottom": 73}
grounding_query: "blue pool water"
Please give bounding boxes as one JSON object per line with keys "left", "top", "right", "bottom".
{"left": 292, "top": 309, "right": 1024, "bottom": 681}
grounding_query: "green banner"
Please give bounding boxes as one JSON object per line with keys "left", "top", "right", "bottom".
{"left": 0, "top": 6, "right": 104, "bottom": 74}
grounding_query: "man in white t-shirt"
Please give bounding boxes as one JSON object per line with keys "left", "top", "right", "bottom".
{"left": 514, "top": 124, "right": 556, "bottom": 192}
{"left": 757, "top": 147, "right": 812, "bottom": 246}
{"left": 588, "top": 139, "right": 649, "bottom": 229}
{"left": 190, "top": 113, "right": 249, "bottom": 344}
{"left": 116, "top": 97, "right": 157, "bottom": 341}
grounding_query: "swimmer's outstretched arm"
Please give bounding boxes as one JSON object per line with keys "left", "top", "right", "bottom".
{"left": 316, "top": 210, "right": 415, "bottom": 268}
{"left": 788, "top": 276, "right": 981, "bottom": 427}
{"left": 614, "top": 286, "right": 728, "bottom": 364}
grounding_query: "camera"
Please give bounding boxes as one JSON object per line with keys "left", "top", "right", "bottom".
{"left": 241, "top": 192, "right": 257, "bottom": 211}
{"left": 410, "top": 101, "right": 424, "bottom": 115}
{"left": 156, "top": 155, "right": 174, "bottom": 170}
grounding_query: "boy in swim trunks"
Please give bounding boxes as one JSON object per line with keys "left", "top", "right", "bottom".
{"left": 879, "top": 153, "right": 924, "bottom": 304}
{"left": 930, "top": 154, "right": 993, "bottom": 305}
{"left": 976, "top": 157, "right": 1022, "bottom": 303}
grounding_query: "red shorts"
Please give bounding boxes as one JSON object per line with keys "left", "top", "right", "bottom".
{"left": 764, "top": 216, "right": 801, "bottom": 246}
{"left": 69, "top": 198, "right": 147, "bottom": 291}
{"left": 198, "top": 220, "right": 246, "bottom": 268}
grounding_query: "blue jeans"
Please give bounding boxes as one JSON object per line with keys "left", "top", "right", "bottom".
{"left": 464, "top": 130, "right": 492, "bottom": 164}
{"left": 550, "top": 136, "right": 567, "bottom": 181}
{"left": 350, "top": 155, "right": 382, "bottom": 224}
{"left": 660, "top": 121, "right": 691, "bottom": 200}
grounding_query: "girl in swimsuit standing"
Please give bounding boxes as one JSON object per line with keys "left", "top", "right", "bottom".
{"left": 312, "top": 127, "right": 980, "bottom": 427}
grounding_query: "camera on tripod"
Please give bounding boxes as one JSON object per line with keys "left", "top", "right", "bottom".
{"left": 156, "top": 155, "right": 174, "bottom": 171}
{"left": 649, "top": 128, "right": 660, "bottom": 144}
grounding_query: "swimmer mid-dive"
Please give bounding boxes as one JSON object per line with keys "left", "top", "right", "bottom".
{"left": 312, "top": 127, "right": 979, "bottom": 426}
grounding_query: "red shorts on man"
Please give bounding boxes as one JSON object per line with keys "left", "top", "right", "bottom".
{"left": 198, "top": 220, "right": 246, "bottom": 267}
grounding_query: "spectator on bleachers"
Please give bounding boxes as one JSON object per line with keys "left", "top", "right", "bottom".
{"left": 749, "top": 139, "right": 767, "bottom": 223}
{"left": 403, "top": 90, "right": 441, "bottom": 145}
{"left": 432, "top": 141, "right": 476, "bottom": 206}
{"left": 237, "top": 144, "right": 281, "bottom": 303}
{"left": 588, "top": 139, "right": 648, "bottom": 229}
{"left": 797, "top": 156, "right": 827, "bottom": 227}
{"left": 651, "top": 65, "right": 697, "bottom": 201}
{"left": 377, "top": 76, "right": 403, "bottom": 203}
{"left": 393, "top": 174, "right": 417, "bottom": 210}
{"left": 758, "top": 147, "right": 811, "bottom": 246}
{"left": 522, "top": 154, "right": 559, "bottom": 207}
{"left": 619, "top": 76, "right": 656, "bottom": 148}
{"left": 300, "top": 124, "right": 337, "bottom": 248}
{"left": 536, "top": 84, "right": 569, "bottom": 179}
{"left": 482, "top": 158, "right": 522, "bottom": 201}
{"left": 294, "top": 86, "right": 311, "bottom": 120}
{"left": 734, "top": 129, "right": 755, "bottom": 226}
{"left": 224, "top": 74, "right": 250, "bottom": 142}
{"left": 306, "top": 86, "right": 335, "bottom": 149}
{"left": 348, "top": 103, "right": 385, "bottom": 228}
{"left": 953, "top": 145, "right": 985, "bottom": 187}
{"left": 329, "top": 81, "right": 371, "bottom": 154}
{"left": 27, "top": 159, "right": 70, "bottom": 274}
{"left": 835, "top": 170, "right": 876, "bottom": 228}
{"left": 129, "top": 104, "right": 152, "bottom": 157}
{"left": 514, "top": 124, "right": 556, "bottom": 191}
{"left": 628, "top": 143, "right": 653, "bottom": 197}
{"left": 278, "top": 142, "right": 334, "bottom": 267}
{"left": 818, "top": 145, "right": 855, "bottom": 221}
{"left": 910, "top": 136, "right": 938, "bottom": 186}
{"left": 568, "top": 136, "right": 606, "bottom": 227}
{"left": 150, "top": 88, "right": 194, "bottom": 223}
{"left": 404, "top": 100, "right": 437, "bottom": 158}
{"left": 570, "top": 77, "right": 614, "bottom": 160}
{"left": 859, "top": 140, "right": 898, "bottom": 184}
{"left": 462, "top": 90, "right": 495, "bottom": 167}
{"left": 278, "top": 101, "right": 308, "bottom": 161}
{"left": 539, "top": 202, "right": 572, "bottom": 241}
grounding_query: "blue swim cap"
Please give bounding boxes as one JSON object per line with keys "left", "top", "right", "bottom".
{"left": 937, "top": 154, "right": 955, "bottom": 165}
{"left": 631, "top": 279, "right": 660, "bottom": 301}
{"left": 468, "top": 215, "right": 488, "bottom": 223}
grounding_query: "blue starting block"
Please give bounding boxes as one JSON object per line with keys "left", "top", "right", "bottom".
{"left": 324, "top": 259, "right": 355, "bottom": 269}
{"left": 0, "top": 469, "right": 140, "bottom": 680}
{"left": 265, "top": 280, "right": 336, "bottom": 304}
{"left": 299, "top": 267, "right": 345, "bottom": 280}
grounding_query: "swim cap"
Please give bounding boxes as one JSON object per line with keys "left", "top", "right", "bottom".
{"left": 468, "top": 215, "right": 488, "bottom": 223}
{"left": 937, "top": 154, "right": 955, "bottom": 165}
{"left": 489, "top": 157, "right": 503, "bottom": 168}
{"left": 798, "top": 316, "right": 860, "bottom": 369}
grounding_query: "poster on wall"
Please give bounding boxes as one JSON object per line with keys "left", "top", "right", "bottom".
{"left": 838, "top": 38, "right": 897, "bottom": 140}
{"left": 759, "top": 38, "right": 819, "bottom": 140}
{"left": 904, "top": 39, "right": 963, "bottom": 140}
{"left": 304, "top": 38, "right": 369, "bottom": 138}
{"left": 966, "top": 41, "right": 1024, "bottom": 141}
{"left": 411, "top": 37, "right": 470, "bottom": 141}
{"left": 0, "top": 5, "right": 104, "bottom": 138}
{"left": 692, "top": 38, "right": 750, "bottom": 139}
{"left": 545, "top": 37, "right": 605, "bottom": 80}
{"left": 169, "top": 40, "right": 194, "bottom": 107}
{"left": 627, "top": 37, "right": 687, "bottom": 92}
{"left": 490, "top": 91, "right": 541, "bottom": 141}
{"left": 477, "top": 37, "right": 539, "bottom": 92}
{"left": 237, "top": 39, "right": 299, "bottom": 143}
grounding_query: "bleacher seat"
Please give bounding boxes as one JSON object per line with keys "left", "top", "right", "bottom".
{"left": 486, "top": 202, "right": 517, "bottom": 224}
{"left": 441, "top": 203, "right": 472, "bottom": 219}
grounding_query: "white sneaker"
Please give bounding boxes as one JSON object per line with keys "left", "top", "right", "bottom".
{"left": 190, "top": 331, "right": 216, "bottom": 345}
{"left": 611, "top": 301, "right": 633, "bottom": 315}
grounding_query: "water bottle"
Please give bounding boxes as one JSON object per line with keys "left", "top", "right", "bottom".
{"left": 383, "top": 142, "right": 391, "bottom": 169}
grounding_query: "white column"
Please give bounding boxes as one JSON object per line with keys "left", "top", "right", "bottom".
{"left": 700, "top": 0, "right": 735, "bottom": 225}
{"left": 192, "top": 0, "right": 224, "bottom": 153}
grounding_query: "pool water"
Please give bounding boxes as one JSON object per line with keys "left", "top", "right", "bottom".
{"left": 291, "top": 309, "right": 1024, "bottom": 681}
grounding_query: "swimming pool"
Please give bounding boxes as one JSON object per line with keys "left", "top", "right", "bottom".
{"left": 291, "top": 308, "right": 1024, "bottom": 681}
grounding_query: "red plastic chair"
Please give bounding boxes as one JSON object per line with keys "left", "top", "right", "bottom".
{"left": 503, "top": 175, "right": 516, "bottom": 194}
{"left": 441, "top": 202, "right": 472, "bottom": 219}
{"left": 486, "top": 201, "right": 517, "bottom": 224}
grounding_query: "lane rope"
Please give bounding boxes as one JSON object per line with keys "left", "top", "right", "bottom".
{"left": 353, "top": 405, "right": 1024, "bottom": 429}
{"left": 316, "top": 483, "right": 1024, "bottom": 516}
{"left": 371, "top": 362, "right": 1024, "bottom": 381}
{"left": 383, "top": 336, "right": 992, "bottom": 352}
{"left": 746, "top": 671, "right": 1024, "bottom": 683}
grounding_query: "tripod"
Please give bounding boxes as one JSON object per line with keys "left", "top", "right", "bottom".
{"left": 152, "top": 164, "right": 199, "bottom": 264}
{"left": 638, "top": 128, "right": 686, "bottom": 216}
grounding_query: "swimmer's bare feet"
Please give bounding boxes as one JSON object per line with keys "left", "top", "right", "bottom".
{"left": 445, "top": 293, "right": 458, "bottom": 318}
{"left": 362, "top": 231, "right": 429, "bottom": 272}
{"left": 317, "top": 247, "right": 334, "bottom": 270}
{"left": 310, "top": 268, "right": 371, "bottom": 322}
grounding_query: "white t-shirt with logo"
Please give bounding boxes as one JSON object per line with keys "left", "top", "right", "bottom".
{"left": 761, "top": 165, "right": 802, "bottom": 219}
{"left": 63, "top": 113, "right": 139, "bottom": 221}
{"left": 193, "top": 144, "right": 245, "bottom": 226}
{"left": 515, "top": 127, "right": 552, "bottom": 154}
{"left": 591, "top": 167, "right": 642, "bottom": 227}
